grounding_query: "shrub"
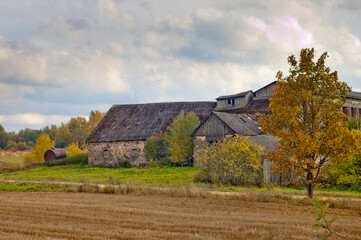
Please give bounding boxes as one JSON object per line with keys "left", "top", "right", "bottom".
{"left": 67, "top": 142, "right": 82, "bottom": 157}
{"left": 42, "top": 153, "right": 88, "bottom": 167}
{"left": 322, "top": 152, "right": 361, "bottom": 190}
{"left": 144, "top": 132, "right": 169, "bottom": 162}
{"left": 197, "top": 136, "right": 263, "bottom": 186}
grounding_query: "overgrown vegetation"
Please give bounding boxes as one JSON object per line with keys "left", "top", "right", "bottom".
{"left": 195, "top": 136, "right": 263, "bottom": 186}
{"left": 42, "top": 153, "right": 88, "bottom": 167}
{"left": 144, "top": 111, "right": 200, "bottom": 167}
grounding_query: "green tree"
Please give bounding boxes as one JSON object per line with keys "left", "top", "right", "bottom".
{"left": 144, "top": 132, "right": 169, "bottom": 162}
{"left": 68, "top": 117, "right": 89, "bottom": 146}
{"left": 24, "top": 133, "right": 54, "bottom": 164}
{"left": 0, "top": 131, "right": 10, "bottom": 149}
{"left": 166, "top": 111, "right": 200, "bottom": 167}
{"left": 0, "top": 124, "right": 4, "bottom": 132}
{"left": 55, "top": 123, "right": 72, "bottom": 146}
{"left": 258, "top": 48, "right": 358, "bottom": 198}
{"left": 197, "top": 136, "right": 263, "bottom": 185}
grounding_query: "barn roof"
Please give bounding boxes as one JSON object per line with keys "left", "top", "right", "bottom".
{"left": 248, "top": 135, "right": 278, "bottom": 153}
{"left": 246, "top": 98, "right": 270, "bottom": 114}
{"left": 212, "top": 112, "right": 263, "bottom": 136}
{"left": 216, "top": 90, "right": 253, "bottom": 100}
{"left": 87, "top": 102, "right": 216, "bottom": 143}
{"left": 347, "top": 91, "right": 361, "bottom": 100}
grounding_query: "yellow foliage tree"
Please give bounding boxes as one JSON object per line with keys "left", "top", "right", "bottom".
{"left": 24, "top": 133, "right": 54, "bottom": 164}
{"left": 67, "top": 142, "right": 82, "bottom": 157}
{"left": 258, "top": 48, "right": 359, "bottom": 198}
{"left": 166, "top": 111, "right": 200, "bottom": 166}
{"left": 89, "top": 110, "right": 106, "bottom": 133}
{"left": 199, "top": 136, "right": 263, "bottom": 185}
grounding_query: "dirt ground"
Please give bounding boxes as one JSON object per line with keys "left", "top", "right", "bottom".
{"left": 0, "top": 192, "right": 360, "bottom": 240}
{"left": 0, "top": 151, "right": 30, "bottom": 157}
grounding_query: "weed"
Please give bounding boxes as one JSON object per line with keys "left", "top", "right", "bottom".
{"left": 310, "top": 198, "right": 347, "bottom": 240}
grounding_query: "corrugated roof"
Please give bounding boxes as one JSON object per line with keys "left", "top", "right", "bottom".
{"left": 213, "top": 112, "right": 263, "bottom": 136}
{"left": 216, "top": 90, "right": 253, "bottom": 100}
{"left": 87, "top": 102, "right": 216, "bottom": 143}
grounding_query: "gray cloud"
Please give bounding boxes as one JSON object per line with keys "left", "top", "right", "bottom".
{"left": 0, "top": 0, "right": 361, "bottom": 131}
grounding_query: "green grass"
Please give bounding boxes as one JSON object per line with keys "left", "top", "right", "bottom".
{"left": 0, "top": 182, "right": 66, "bottom": 192}
{"left": 0, "top": 156, "right": 24, "bottom": 165}
{"left": 0, "top": 165, "right": 198, "bottom": 186}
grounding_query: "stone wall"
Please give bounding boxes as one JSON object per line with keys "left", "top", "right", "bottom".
{"left": 88, "top": 141, "right": 147, "bottom": 167}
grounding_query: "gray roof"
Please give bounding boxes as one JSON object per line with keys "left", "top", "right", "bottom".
{"left": 213, "top": 112, "right": 263, "bottom": 136}
{"left": 347, "top": 91, "right": 361, "bottom": 100}
{"left": 246, "top": 98, "right": 270, "bottom": 114}
{"left": 87, "top": 102, "right": 216, "bottom": 143}
{"left": 248, "top": 134, "right": 278, "bottom": 153}
{"left": 216, "top": 90, "right": 253, "bottom": 100}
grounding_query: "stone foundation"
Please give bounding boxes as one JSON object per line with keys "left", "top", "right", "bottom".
{"left": 88, "top": 141, "right": 147, "bottom": 167}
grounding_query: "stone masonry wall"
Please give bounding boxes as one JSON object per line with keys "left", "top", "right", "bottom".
{"left": 88, "top": 141, "right": 147, "bottom": 167}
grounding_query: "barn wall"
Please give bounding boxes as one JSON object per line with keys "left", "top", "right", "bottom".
{"left": 193, "top": 114, "right": 234, "bottom": 137}
{"left": 255, "top": 84, "right": 275, "bottom": 98}
{"left": 88, "top": 141, "right": 147, "bottom": 167}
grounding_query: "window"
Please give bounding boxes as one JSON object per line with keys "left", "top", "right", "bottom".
{"left": 232, "top": 98, "right": 235, "bottom": 106}
{"left": 131, "top": 149, "right": 139, "bottom": 158}
{"left": 227, "top": 99, "right": 231, "bottom": 105}
{"left": 103, "top": 150, "right": 109, "bottom": 160}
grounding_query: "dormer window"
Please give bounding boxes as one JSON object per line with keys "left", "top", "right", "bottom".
{"left": 228, "top": 98, "right": 235, "bottom": 106}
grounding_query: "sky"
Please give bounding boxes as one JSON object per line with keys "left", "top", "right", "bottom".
{"left": 1, "top": 0, "right": 361, "bottom": 132}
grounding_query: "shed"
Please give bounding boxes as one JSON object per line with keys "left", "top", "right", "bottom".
{"left": 44, "top": 148, "right": 67, "bottom": 162}
{"left": 192, "top": 111, "right": 279, "bottom": 184}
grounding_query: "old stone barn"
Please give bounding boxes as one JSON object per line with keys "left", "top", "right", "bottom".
{"left": 87, "top": 102, "right": 216, "bottom": 167}
{"left": 87, "top": 81, "right": 361, "bottom": 177}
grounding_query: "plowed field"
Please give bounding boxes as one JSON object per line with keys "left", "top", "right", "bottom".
{"left": 0, "top": 192, "right": 360, "bottom": 240}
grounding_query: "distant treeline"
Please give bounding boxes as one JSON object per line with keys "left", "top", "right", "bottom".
{"left": 0, "top": 110, "right": 105, "bottom": 151}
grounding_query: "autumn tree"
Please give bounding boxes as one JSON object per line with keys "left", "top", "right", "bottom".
{"left": 166, "top": 111, "right": 200, "bottom": 166}
{"left": 89, "top": 110, "right": 106, "bottom": 133}
{"left": 24, "top": 133, "right": 54, "bottom": 164}
{"left": 197, "top": 136, "right": 263, "bottom": 185}
{"left": 258, "top": 48, "right": 358, "bottom": 198}
{"left": 67, "top": 142, "right": 82, "bottom": 157}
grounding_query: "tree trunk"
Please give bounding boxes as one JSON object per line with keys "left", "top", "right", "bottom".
{"left": 307, "top": 172, "right": 314, "bottom": 198}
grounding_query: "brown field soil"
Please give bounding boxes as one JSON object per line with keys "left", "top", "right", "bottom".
{"left": 0, "top": 192, "right": 360, "bottom": 240}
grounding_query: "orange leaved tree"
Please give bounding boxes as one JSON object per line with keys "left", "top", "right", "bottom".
{"left": 258, "top": 48, "right": 359, "bottom": 198}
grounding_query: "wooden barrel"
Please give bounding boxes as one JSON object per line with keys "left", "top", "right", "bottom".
{"left": 44, "top": 148, "right": 67, "bottom": 162}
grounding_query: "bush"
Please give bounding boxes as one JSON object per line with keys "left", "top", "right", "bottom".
{"left": 322, "top": 152, "right": 361, "bottom": 190}
{"left": 67, "top": 142, "right": 82, "bottom": 157}
{"left": 42, "top": 153, "right": 88, "bottom": 167}
{"left": 196, "top": 136, "right": 263, "bottom": 186}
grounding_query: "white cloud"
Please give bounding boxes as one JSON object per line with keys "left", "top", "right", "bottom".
{"left": 0, "top": 113, "right": 80, "bottom": 126}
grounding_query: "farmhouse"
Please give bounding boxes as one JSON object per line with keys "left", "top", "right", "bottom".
{"left": 87, "top": 102, "right": 216, "bottom": 167}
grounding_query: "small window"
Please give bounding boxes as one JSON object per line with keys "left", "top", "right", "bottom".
{"left": 103, "top": 150, "right": 109, "bottom": 160}
{"left": 232, "top": 98, "right": 235, "bottom": 106}
{"left": 227, "top": 99, "right": 231, "bottom": 105}
{"left": 131, "top": 149, "right": 139, "bottom": 158}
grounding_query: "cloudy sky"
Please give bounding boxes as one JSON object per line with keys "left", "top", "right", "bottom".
{"left": 1, "top": 0, "right": 361, "bottom": 132}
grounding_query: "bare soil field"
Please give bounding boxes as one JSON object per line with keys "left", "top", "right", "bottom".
{"left": 0, "top": 192, "right": 360, "bottom": 240}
